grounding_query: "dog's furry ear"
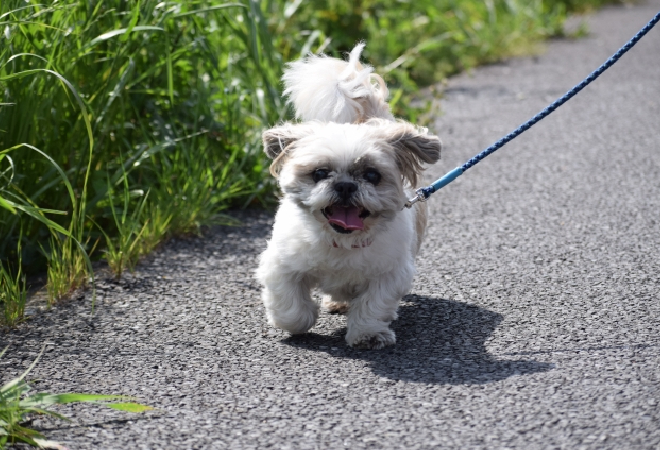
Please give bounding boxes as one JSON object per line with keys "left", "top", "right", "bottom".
{"left": 370, "top": 120, "right": 441, "bottom": 186}
{"left": 262, "top": 122, "right": 317, "bottom": 176}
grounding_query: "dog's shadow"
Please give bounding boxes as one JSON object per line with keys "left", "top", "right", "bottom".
{"left": 283, "top": 295, "right": 552, "bottom": 384}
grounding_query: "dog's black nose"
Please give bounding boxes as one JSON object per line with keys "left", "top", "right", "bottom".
{"left": 334, "top": 182, "right": 358, "bottom": 199}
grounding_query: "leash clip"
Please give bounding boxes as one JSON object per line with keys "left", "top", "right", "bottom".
{"left": 404, "top": 188, "right": 428, "bottom": 209}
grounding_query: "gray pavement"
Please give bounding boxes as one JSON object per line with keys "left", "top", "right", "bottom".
{"left": 3, "top": 1, "right": 660, "bottom": 448}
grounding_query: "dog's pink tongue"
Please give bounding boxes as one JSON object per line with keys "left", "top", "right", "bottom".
{"left": 327, "top": 206, "right": 364, "bottom": 231}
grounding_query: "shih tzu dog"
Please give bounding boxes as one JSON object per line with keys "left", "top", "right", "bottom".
{"left": 257, "top": 44, "right": 441, "bottom": 349}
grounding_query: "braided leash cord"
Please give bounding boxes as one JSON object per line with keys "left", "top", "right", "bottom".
{"left": 405, "top": 9, "right": 660, "bottom": 208}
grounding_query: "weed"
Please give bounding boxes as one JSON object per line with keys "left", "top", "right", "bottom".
{"left": 0, "top": 345, "right": 153, "bottom": 449}
{"left": 0, "top": 143, "right": 94, "bottom": 312}
{"left": 44, "top": 234, "right": 91, "bottom": 307}
{"left": 0, "top": 261, "right": 26, "bottom": 328}
{"left": 138, "top": 202, "right": 174, "bottom": 257}
{"left": 98, "top": 175, "right": 151, "bottom": 279}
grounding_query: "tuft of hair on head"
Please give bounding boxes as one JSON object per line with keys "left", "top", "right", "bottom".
{"left": 282, "top": 43, "right": 394, "bottom": 124}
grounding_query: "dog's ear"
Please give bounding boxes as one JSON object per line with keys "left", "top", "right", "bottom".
{"left": 262, "top": 122, "right": 317, "bottom": 176}
{"left": 370, "top": 119, "right": 441, "bottom": 186}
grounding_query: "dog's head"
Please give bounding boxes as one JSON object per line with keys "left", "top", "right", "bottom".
{"left": 263, "top": 118, "right": 441, "bottom": 238}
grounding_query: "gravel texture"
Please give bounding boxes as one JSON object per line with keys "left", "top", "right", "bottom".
{"left": 2, "top": 2, "right": 660, "bottom": 449}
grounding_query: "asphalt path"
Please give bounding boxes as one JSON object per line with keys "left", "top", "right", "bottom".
{"left": 3, "top": 2, "right": 660, "bottom": 448}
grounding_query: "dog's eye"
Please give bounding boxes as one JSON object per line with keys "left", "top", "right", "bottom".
{"left": 363, "top": 168, "right": 381, "bottom": 185}
{"left": 312, "top": 169, "right": 330, "bottom": 183}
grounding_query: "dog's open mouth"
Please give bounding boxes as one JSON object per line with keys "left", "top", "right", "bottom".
{"left": 322, "top": 205, "right": 371, "bottom": 234}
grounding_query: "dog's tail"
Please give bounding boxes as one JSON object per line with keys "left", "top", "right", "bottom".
{"left": 282, "top": 43, "right": 394, "bottom": 124}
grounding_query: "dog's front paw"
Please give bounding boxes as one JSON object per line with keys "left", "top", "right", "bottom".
{"left": 263, "top": 288, "right": 319, "bottom": 334}
{"left": 266, "top": 303, "right": 318, "bottom": 335}
{"left": 347, "top": 328, "right": 396, "bottom": 350}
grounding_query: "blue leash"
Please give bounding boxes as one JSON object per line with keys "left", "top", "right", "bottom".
{"left": 405, "top": 10, "right": 660, "bottom": 208}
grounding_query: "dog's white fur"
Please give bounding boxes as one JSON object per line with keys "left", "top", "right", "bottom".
{"left": 257, "top": 44, "right": 441, "bottom": 349}
{"left": 283, "top": 44, "right": 394, "bottom": 123}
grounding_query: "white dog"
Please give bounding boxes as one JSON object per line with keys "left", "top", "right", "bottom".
{"left": 257, "top": 44, "right": 441, "bottom": 349}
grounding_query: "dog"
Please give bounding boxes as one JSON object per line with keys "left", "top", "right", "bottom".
{"left": 256, "top": 44, "right": 441, "bottom": 349}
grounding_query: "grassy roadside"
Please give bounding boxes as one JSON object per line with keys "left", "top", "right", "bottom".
{"left": 0, "top": 0, "right": 284, "bottom": 318}
{"left": 1, "top": 0, "right": 611, "bottom": 326}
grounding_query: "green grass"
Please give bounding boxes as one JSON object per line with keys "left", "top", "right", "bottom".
{"left": 0, "top": 260, "right": 26, "bottom": 328}
{"left": 266, "top": 0, "right": 594, "bottom": 93}
{"left": 0, "top": 345, "right": 153, "bottom": 449}
{"left": 96, "top": 173, "right": 152, "bottom": 280}
{"left": 0, "top": 0, "right": 611, "bottom": 326}
{"left": 0, "top": 0, "right": 285, "bottom": 317}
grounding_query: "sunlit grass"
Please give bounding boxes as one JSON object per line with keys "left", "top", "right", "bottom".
{"left": 97, "top": 174, "right": 151, "bottom": 280}
{"left": 267, "top": 0, "right": 569, "bottom": 90}
{"left": 0, "top": 261, "right": 26, "bottom": 329}
{"left": 1, "top": 0, "right": 284, "bottom": 318}
{"left": 44, "top": 234, "right": 92, "bottom": 307}
{"left": 0, "top": 142, "right": 94, "bottom": 311}
{"left": 0, "top": 345, "right": 153, "bottom": 449}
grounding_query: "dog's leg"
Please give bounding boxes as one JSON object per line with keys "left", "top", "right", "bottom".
{"left": 261, "top": 272, "right": 318, "bottom": 334}
{"left": 344, "top": 267, "right": 412, "bottom": 350}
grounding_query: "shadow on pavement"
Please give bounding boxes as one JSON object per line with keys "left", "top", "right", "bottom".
{"left": 283, "top": 294, "right": 553, "bottom": 385}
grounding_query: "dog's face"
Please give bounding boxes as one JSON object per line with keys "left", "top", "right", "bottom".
{"left": 263, "top": 119, "right": 441, "bottom": 237}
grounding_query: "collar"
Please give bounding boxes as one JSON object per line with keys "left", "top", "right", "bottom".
{"left": 331, "top": 238, "right": 372, "bottom": 249}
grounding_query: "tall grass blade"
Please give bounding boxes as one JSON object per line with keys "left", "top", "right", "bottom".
{"left": 88, "top": 26, "right": 164, "bottom": 46}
